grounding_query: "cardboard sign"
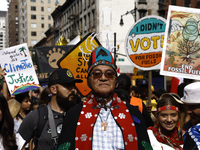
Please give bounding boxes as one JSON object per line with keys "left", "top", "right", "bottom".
{"left": 58, "top": 33, "right": 101, "bottom": 96}
{"left": 126, "top": 15, "right": 166, "bottom": 70}
{"left": 0, "top": 43, "right": 40, "bottom": 95}
{"left": 160, "top": 5, "right": 200, "bottom": 80}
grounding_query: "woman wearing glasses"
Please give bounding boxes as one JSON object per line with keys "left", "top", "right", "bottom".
{"left": 147, "top": 93, "right": 184, "bottom": 150}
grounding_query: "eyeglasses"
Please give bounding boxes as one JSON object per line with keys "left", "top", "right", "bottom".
{"left": 91, "top": 70, "right": 116, "bottom": 79}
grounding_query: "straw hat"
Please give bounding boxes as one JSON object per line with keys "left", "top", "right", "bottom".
{"left": 8, "top": 99, "right": 21, "bottom": 118}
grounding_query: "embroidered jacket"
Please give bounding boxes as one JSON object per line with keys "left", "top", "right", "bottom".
{"left": 58, "top": 93, "right": 151, "bottom": 150}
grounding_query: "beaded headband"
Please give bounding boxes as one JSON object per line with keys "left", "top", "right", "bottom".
{"left": 157, "top": 105, "right": 179, "bottom": 112}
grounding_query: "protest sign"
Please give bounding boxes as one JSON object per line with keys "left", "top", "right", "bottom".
{"left": 0, "top": 43, "right": 40, "bottom": 95}
{"left": 160, "top": 5, "right": 200, "bottom": 80}
{"left": 58, "top": 33, "right": 101, "bottom": 96}
{"left": 126, "top": 15, "right": 166, "bottom": 70}
{"left": 35, "top": 45, "right": 74, "bottom": 83}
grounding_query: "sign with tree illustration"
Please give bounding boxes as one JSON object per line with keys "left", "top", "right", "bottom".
{"left": 0, "top": 43, "right": 40, "bottom": 95}
{"left": 160, "top": 5, "right": 200, "bottom": 80}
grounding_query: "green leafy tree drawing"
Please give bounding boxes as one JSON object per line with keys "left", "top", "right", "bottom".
{"left": 19, "top": 47, "right": 27, "bottom": 57}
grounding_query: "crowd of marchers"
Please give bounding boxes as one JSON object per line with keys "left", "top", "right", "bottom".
{"left": 0, "top": 46, "right": 200, "bottom": 150}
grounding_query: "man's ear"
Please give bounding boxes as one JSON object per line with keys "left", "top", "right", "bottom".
{"left": 49, "top": 85, "right": 57, "bottom": 94}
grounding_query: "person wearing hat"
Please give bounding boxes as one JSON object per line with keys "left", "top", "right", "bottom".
{"left": 147, "top": 93, "right": 184, "bottom": 149}
{"left": 14, "top": 92, "right": 31, "bottom": 134}
{"left": 181, "top": 82, "right": 200, "bottom": 150}
{"left": 17, "top": 68, "right": 83, "bottom": 150}
{"left": 58, "top": 46, "right": 151, "bottom": 150}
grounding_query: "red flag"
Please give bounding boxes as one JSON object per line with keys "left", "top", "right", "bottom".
{"left": 170, "top": 77, "right": 183, "bottom": 94}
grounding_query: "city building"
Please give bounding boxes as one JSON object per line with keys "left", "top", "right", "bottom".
{"left": 7, "top": 0, "right": 19, "bottom": 47}
{"left": 16, "top": 0, "right": 65, "bottom": 47}
{"left": 0, "top": 11, "right": 7, "bottom": 50}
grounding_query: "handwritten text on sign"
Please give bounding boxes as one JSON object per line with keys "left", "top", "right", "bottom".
{"left": 0, "top": 43, "right": 40, "bottom": 95}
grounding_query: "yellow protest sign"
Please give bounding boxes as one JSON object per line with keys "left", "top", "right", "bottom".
{"left": 58, "top": 33, "right": 101, "bottom": 96}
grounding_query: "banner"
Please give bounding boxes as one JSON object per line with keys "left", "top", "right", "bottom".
{"left": 35, "top": 45, "right": 74, "bottom": 82}
{"left": 0, "top": 43, "right": 40, "bottom": 95}
{"left": 160, "top": 5, "right": 200, "bottom": 80}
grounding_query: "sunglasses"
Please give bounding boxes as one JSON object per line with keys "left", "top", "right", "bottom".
{"left": 91, "top": 70, "right": 116, "bottom": 79}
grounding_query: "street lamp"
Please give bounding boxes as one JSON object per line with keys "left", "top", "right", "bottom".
{"left": 120, "top": 2, "right": 137, "bottom": 26}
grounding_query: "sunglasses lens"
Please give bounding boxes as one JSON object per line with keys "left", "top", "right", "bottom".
{"left": 91, "top": 70, "right": 115, "bottom": 79}
{"left": 105, "top": 71, "right": 115, "bottom": 79}
{"left": 92, "top": 72, "right": 102, "bottom": 79}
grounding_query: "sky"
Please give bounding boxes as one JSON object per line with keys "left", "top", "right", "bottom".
{"left": 0, "top": 0, "right": 8, "bottom": 11}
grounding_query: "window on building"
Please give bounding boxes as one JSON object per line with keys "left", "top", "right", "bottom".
{"left": 31, "top": 40, "right": 37, "bottom": 45}
{"left": 31, "top": 15, "right": 36, "bottom": 19}
{"left": 171, "top": 0, "right": 176, "bottom": 5}
{"left": 92, "top": 9, "right": 95, "bottom": 27}
{"left": 15, "top": 5, "right": 18, "bottom": 9}
{"left": 41, "top": 0, "right": 44, "bottom": 2}
{"left": 48, "top": 15, "right": 51, "bottom": 20}
{"left": 41, "top": 7, "right": 44, "bottom": 11}
{"left": 138, "top": 0, "right": 147, "bottom": 4}
{"left": 48, "top": 24, "right": 51, "bottom": 28}
{"left": 31, "top": 32, "right": 37, "bottom": 36}
{"left": 41, "top": 23, "right": 44, "bottom": 28}
{"left": 15, "top": 21, "right": 18, "bottom": 25}
{"left": 31, "top": 0, "right": 36, "bottom": 2}
{"left": 55, "top": 0, "right": 60, "bottom": 5}
{"left": 31, "top": 23, "right": 37, "bottom": 28}
{"left": 41, "top": 15, "right": 44, "bottom": 20}
{"left": 48, "top": 7, "right": 51, "bottom": 12}
{"left": 139, "top": 9, "right": 147, "bottom": 18}
{"left": 41, "top": 32, "right": 45, "bottom": 37}
{"left": 184, "top": 0, "right": 190, "bottom": 7}
{"left": 15, "top": 17, "right": 18, "bottom": 20}
{"left": 31, "top": 6, "right": 36, "bottom": 11}
{"left": 48, "top": 0, "right": 51, "bottom": 3}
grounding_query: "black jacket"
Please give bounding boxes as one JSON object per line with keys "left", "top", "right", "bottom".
{"left": 58, "top": 101, "right": 151, "bottom": 150}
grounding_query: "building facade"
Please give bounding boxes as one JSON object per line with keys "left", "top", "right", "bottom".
{"left": 17, "top": 0, "right": 65, "bottom": 47}
{"left": 7, "top": 0, "right": 19, "bottom": 47}
{"left": 0, "top": 11, "right": 7, "bottom": 50}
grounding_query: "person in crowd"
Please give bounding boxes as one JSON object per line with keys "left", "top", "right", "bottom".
{"left": 30, "top": 88, "right": 40, "bottom": 110}
{"left": 115, "top": 73, "right": 154, "bottom": 128}
{"left": 151, "top": 89, "right": 167, "bottom": 102}
{"left": 58, "top": 46, "right": 151, "bottom": 150}
{"left": 38, "top": 86, "right": 51, "bottom": 105}
{"left": 0, "top": 94, "right": 18, "bottom": 150}
{"left": 14, "top": 92, "right": 31, "bottom": 134}
{"left": 130, "top": 86, "right": 140, "bottom": 98}
{"left": 181, "top": 82, "right": 200, "bottom": 150}
{"left": 138, "top": 80, "right": 157, "bottom": 115}
{"left": 147, "top": 93, "right": 184, "bottom": 149}
{"left": 18, "top": 68, "right": 83, "bottom": 150}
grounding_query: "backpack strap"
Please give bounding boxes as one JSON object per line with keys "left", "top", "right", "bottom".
{"left": 33, "top": 105, "right": 48, "bottom": 150}
{"left": 47, "top": 104, "right": 58, "bottom": 148}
